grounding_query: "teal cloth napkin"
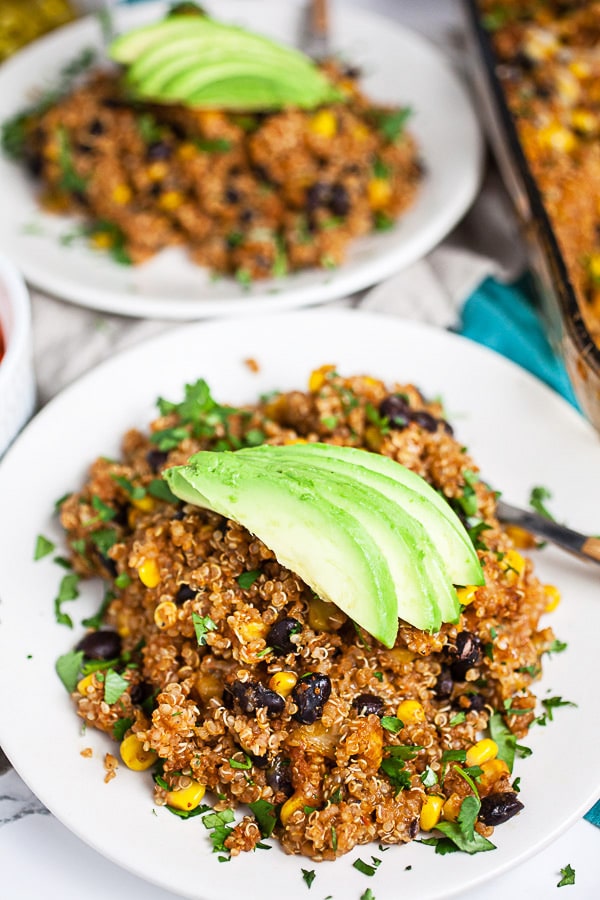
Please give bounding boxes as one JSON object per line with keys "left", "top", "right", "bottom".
{"left": 458, "top": 276, "right": 599, "bottom": 826}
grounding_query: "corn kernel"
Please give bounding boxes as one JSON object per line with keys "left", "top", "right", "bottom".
{"left": 569, "top": 60, "right": 590, "bottom": 79}
{"left": 198, "top": 110, "right": 224, "bottom": 127}
{"left": 589, "top": 254, "right": 600, "bottom": 281}
{"left": 308, "top": 364, "right": 335, "bottom": 393}
{"left": 147, "top": 161, "right": 168, "bottom": 181}
{"left": 112, "top": 184, "right": 132, "bottom": 205}
{"left": 90, "top": 231, "right": 114, "bottom": 250}
{"left": 238, "top": 620, "right": 269, "bottom": 641}
{"left": 352, "top": 123, "right": 370, "bottom": 141}
{"left": 397, "top": 699, "right": 426, "bottom": 725}
{"left": 501, "top": 550, "right": 526, "bottom": 583}
{"left": 43, "top": 143, "right": 59, "bottom": 161}
{"left": 364, "top": 425, "right": 383, "bottom": 451}
{"left": 283, "top": 437, "right": 308, "bottom": 445}
{"left": 269, "top": 671, "right": 298, "bottom": 697}
{"left": 154, "top": 600, "right": 178, "bottom": 629}
{"left": 419, "top": 794, "right": 444, "bottom": 831}
{"left": 504, "top": 524, "right": 537, "bottom": 549}
{"left": 76, "top": 673, "right": 96, "bottom": 695}
{"left": 367, "top": 177, "right": 392, "bottom": 210}
{"left": 308, "top": 595, "right": 346, "bottom": 632}
{"left": 543, "top": 584, "right": 561, "bottom": 613}
{"left": 442, "top": 793, "right": 463, "bottom": 822}
{"left": 466, "top": 738, "right": 498, "bottom": 768}
{"left": 479, "top": 758, "right": 510, "bottom": 790}
{"left": 572, "top": 108, "right": 597, "bottom": 134}
{"left": 537, "top": 124, "right": 576, "bottom": 154}
{"left": 309, "top": 110, "right": 337, "bottom": 138}
{"left": 138, "top": 558, "right": 160, "bottom": 588}
{"left": 280, "top": 791, "right": 308, "bottom": 825}
{"left": 132, "top": 494, "right": 155, "bottom": 512}
{"left": 456, "top": 585, "right": 479, "bottom": 607}
{"left": 194, "top": 672, "right": 223, "bottom": 703}
{"left": 116, "top": 610, "right": 130, "bottom": 639}
{"left": 159, "top": 191, "right": 184, "bottom": 211}
{"left": 120, "top": 734, "right": 156, "bottom": 770}
{"left": 177, "top": 142, "right": 197, "bottom": 160}
{"left": 387, "top": 647, "right": 416, "bottom": 664}
{"left": 165, "top": 780, "right": 206, "bottom": 811}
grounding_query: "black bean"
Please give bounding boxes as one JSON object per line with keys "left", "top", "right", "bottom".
{"left": 329, "top": 183, "right": 350, "bottom": 216}
{"left": 99, "top": 554, "right": 118, "bottom": 578}
{"left": 26, "top": 153, "right": 43, "bottom": 177}
{"left": 175, "top": 583, "right": 197, "bottom": 603}
{"left": 149, "top": 183, "right": 162, "bottom": 198}
{"left": 76, "top": 629, "right": 121, "bottom": 660}
{"left": 146, "top": 449, "right": 168, "bottom": 472}
{"left": 112, "top": 503, "right": 129, "bottom": 527}
{"left": 172, "top": 510, "right": 185, "bottom": 521}
{"left": 225, "top": 187, "right": 240, "bottom": 204}
{"left": 411, "top": 410, "right": 439, "bottom": 433}
{"left": 76, "top": 143, "right": 94, "bottom": 155}
{"left": 129, "top": 681, "right": 153, "bottom": 705}
{"left": 352, "top": 693, "right": 384, "bottom": 717}
{"left": 442, "top": 420, "right": 454, "bottom": 435}
{"left": 88, "top": 118, "right": 104, "bottom": 136}
{"left": 462, "top": 692, "right": 485, "bottom": 712}
{"left": 248, "top": 752, "right": 270, "bottom": 769}
{"left": 409, "top": 817, "right": 420, "bottom": 839}
{"left": 267, "top": 617, "right": 302, "bottom": 655}
{"left": 342, "top": 64, "right": 362, "bottom": 79}
{"left": 451, "top": 631, "right": 483, "bottom": 680}
{"left": 292, "top": 673, "right": 331, "bottom": 724}
{"left": 379, "top": 394, "right": 412, "bottom": 429}
{"left": 146, "top": 141, "right": 171, "bottom": 161}
{"left": 479, "top": 792, "right": 524, "bottom": 826}
{"left": 434, "top": 666, "right": 454, "bottom": 699}
{"left": 266, "top": 756, "right": 294, "bottom": 797}
{"left": 230, "top": 680, "right": 285, "bottom": 717}
{"left": 306, "top": 181, "right": 331, "bottom": 211}
{"left": 239, "top": 208, "right": 254, "bottom": 223}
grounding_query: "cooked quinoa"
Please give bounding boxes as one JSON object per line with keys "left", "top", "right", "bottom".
{"left": 480, "top": 0, "right": 600, "bottom": 345}
{"left": 13, "top": 60, "right": 422, "bottom": 279}
{"left": 59, "top": 367, "right": 556, "bottom": 861}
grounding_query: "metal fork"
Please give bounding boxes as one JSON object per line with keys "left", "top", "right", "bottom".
{"left": 496, "top": 498, "right": 600, "bottom": 567}
{"left": 300, "top": 0, "right": 330, "bottom": 60}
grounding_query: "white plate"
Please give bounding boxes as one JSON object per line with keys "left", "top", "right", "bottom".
{"left": 0, "top": 0, "right": 482, "bottom": 319}
{"left": 0, "top": 309, "right": 598, "bottom": 900}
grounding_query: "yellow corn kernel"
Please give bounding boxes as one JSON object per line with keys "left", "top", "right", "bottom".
{"left": 269, "top": 671, "right": 298, "bottom": 697}
{"left": 367, "top": 177, "right": 392, "bottom": 210}
{"left": 154, "top": 600, "right": 178, "bottom": 630}
{"left": 280, "top": 791, "right": 308, "bottom": 826}
{"left": 501, "top": 549, "right": 526, "bottom": 582}
{"left": 146, "top": 161, "right": 168, "bottom": 181}
{"left": 194, "top": 672, "right": 223, "bottom": 703}
{"left": 283, "top": 437, "right": 308, "bottom": 445}
{"left": 456, "top": 585, "right": 479, "bottom": 607}
{"left": 165, "top": 780, "right": 206, "bottom": 811}
{"left": 76, "top": 673, "right": 96, "bottom": 695}
{"left": 238, "top": 620, "right": 269, "bottom": 641}
{"left": 43, "top": 142, "right": 59, "bottom": 161}
{"left": 116, "top": 610, "right": 130, "bottom": 639}
{"left": 569, "top": 60, "right": 590, "bottom": 79}
{"left": 132, "top": 494, "right": 155, "bottom": 512}
{"left": 364, "top": 425, "right": 383, "bottom": 451}
{"left": 419, "top": 795, "right": 444, "bottom": 832}
{"left": 397, "top": 699, "right": 426, "bottom": 725}
{"left": 589, "top": 254, "right": 600, "bottom": 281}
{"left": 177, "top": 142, "right": 197, "bottom": 160}
{"left": 466, "top": 738, "right": 498, "bottom": 768}
{"left": 387, "top": 647, "right": 416, "bottom": 664}
{"left": 504, "top": 523, "right": 537, "bottom": 549}
{"left": 112, "top": 184, "right": 132, "bottom": 205}
{"left": 537, "top": 124, "right": 576, "bottom": 154}
{"left": 309, "top": 110, "right": 337, "bottom": 138}
{"left": 442, "top": 793, "right": 463, "bottom": 822}
{"left": 138, "top": 558, "right": 160, "bottom": 588}
{"left": 308, "top": 595, "right": 346, "bottom": 632}
{"left": 543, "top": 584, "right": 561, "bottom": 613}
{"left": 198, "top": 109, "right": 223, "bottom": 127}
{"left": 308, "top": 364, "right": 335, "bottom": 393}
{"left": 571, "top": 108, "right": 597, "bottom": 134}
{"left": 120, "top": 734, "right": 157, "bottom": 771}
{"left": 90, "top": 231, "right": 114, "bottom": 250}
{"left": 479, "top": 758, "right": 510, "bottom": 790}
{"left": 159, "top": 190, "right": 184, "bottom": 211}
{"left": 352, "top": 123, "right": 370, "bottom": 140}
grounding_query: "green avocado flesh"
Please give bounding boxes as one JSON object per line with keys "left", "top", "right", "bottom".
{"left": 109, "top": 15, "right": 341, "bottom": 110}
{"left": 164, "top": 445, "right": 484, "bottom": 647}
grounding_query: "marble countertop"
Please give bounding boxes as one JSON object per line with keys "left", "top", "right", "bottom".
{"left": 0, "top": 1, "right": 598, "bottom": 898}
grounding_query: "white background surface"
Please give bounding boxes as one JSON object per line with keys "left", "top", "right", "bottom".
{"left": 0, "top": 1, "right": 598, "bottom": 898}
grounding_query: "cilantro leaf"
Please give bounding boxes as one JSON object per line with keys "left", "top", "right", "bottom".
{"left": 112, "top": 716, "right": 134, "bottom": 741}
{"left": 529, "top": 485, "right": 555, "bottom": 521}
{"left": 489, "top": 711, "right": 516, "bottom": 772}
{"left": 202, "top": 809, "right": 235, "bottom": 854}
{"left": 381, "top": 716, "right": 403, "bottom": 733}
{"left": 90, "top": 528, "right": 118, "bottom": 556}
{"left": 81, "top": 589, "right": 114, "bottom": 630}
{"left": 436, "top": 792, "right": 496, "bottom": 855}
{"left": 111, "top": 475, "right": 146, "bottom": 501}
{"left": 420, "top": 766, "right": 438, "bottom": 787}
{"left": 54, "top": 573, "right": 80, "bottom": 627}
{"left": 449, "top": 712, "right": 466, "bottom": 725}
{"left": 166, "top": 802, "right": 210, "bottom": 820}
{"left": 150, "top": 426, "right": 189, "bottom": 451}
{"left": 148, "top": 478, "right": 180, "bottom": 504}
{"left": 545, "top": 639, "right": 568, "bottom": 655}
{"left": 557, "top": 863, "right": 576, "bottom": 887}
{"left": 55, "top": 649, "right": 84, "bottom": 692}
{"left": 353, "top": 858, "right": 377, "bottom": 876}
{"left": 361, "top": 890, "right": 376, "bottom": 900}
{"left": 103, "top": 669, "right": 129, "bottom": 704}
{"left": 301, "top": 868, "right": 316, "bottom": 888}
{"left": 374, "top": 106, "right": 412, "bottom": 141}
{"left": 537, "top": 696, "right": 577, "bottom": 726}
{"left": 248, "top": 799, "right": 277, "bottom": 838}
{"left": 34, "top": 534, "right": 55, "bottom": 560}
{"left": 192, "top": 612, "right": 217, "bottom": 646}
{"left": 237, "top": 569, "right": 261, "bottom": 589}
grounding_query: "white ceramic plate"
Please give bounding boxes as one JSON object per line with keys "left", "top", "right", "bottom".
{"left": 0, "top": 0, "right": 482, "bottom": 319}
{"left": 0, "top": 309, "right": 598, "bottom": 900}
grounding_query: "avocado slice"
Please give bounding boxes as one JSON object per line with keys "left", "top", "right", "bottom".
{"left": 110, "top": 15, "right": 341, "bottom": 110}
{"left": 165, "top": 453, "right": 400, "bottom": 647}
{"left": 244, "top": 443, "right": 484, "bottom": 590}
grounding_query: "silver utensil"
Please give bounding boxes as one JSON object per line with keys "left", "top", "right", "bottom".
{"left": 496, "top": 499, "right": 600, "bottom": 567}
{"left": 300, "top": 0, "right": 330, "bottom": 60}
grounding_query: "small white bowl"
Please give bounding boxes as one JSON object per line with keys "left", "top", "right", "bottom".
{"left": 0, "top": 256, "right": 36, "bottom": 456}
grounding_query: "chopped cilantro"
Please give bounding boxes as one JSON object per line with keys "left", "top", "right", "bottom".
{"left": 248, "top": 799, "right": 277, "bottom": 838}
{"left": 236, "top": 267, "right": 253, "bottom": 289}
{"left": 111, "top": 474, "right": 146, "bottom": 501}
{"left": 385, "top": 744, "right": 422, "bottom": 761}
{"left": 529, "top": 485, "right": 555, "bottom": 521}
{"left": 365, "top": 402, "right": 390, "bottom": 434}
{"left": 436, "top": 794, "right": 496, "bottom": 854}
{"left": 147, "top": 478, "right": 179, "bottom": 504}
{"left": 320, "top": 415, "right": 339, "bottom": 430}
{"left": 237, "top": 569, "right": 261, "bottom": 589}
{"left": 55, "top": 649, "right": 84, "bottom": 692}
{"left": 331, "top": 826, "right": 338, "bottom": 851}
{"left": 54, "top": 573, "right": 80, "bottom": 627}
{"left": 90, "top": 495, "right": 116, "bottom": 522}
{"left": 419, "top": 836, "right": 460, "bottom": 855}
{"left": 229, "top": 753, "right": 252, "bottom": 770}
{"left": 545, "top": 639, "right": 568, "bottom": 655}
{"left": 53, "top": 556, "right": 73, "bottom": 570}
{"left": 420, "top": 766, "right": 438, "bottom": 787}
{"left": 89, "top": 528, "right": 118, "bottom": 556}
{"left": 301, "top": 868, "right": 316, "bottom": 888}
{"left": 353, "top": 857, "right": 377, "bottom": 876}
{"left": 167, "top": 802, "right": 211, "bottom": 819}
{"left": 450, "top": 712, "right": 466, "bottom": 725}
{"left": 34, "top": 534, "right": 55, "bottom": 560}
{"left": 360, "top": 890, "right": 376, "bottom": 900}
{"left": 136, "top": 113, "right": 162, "bottom": 143}
{"left": 112, "top": 716, "right": 134, "bottom": 741}
{"left": 380, "top": 757, "right": 412, "bottom": 793}
{"left": 516, "top": 743, "right": 532, "bottom": 759}
{"left": 374, "top": 211, "right": 395, "bottom": 231}
{"left": 517, "top": 664, "right": 539, "bottom": 677}
{"left": 243, "top": 428, "right": 267, "bottom": 447}
{"left": 466, "top": 519, "right": 492, "bottom": 551}
{"left": 537, "top": 696, "right": 577, "bottom": 726}
{"left": 381, "top": 716, "right": 403, "bottom": 733}
{"left": 373, "top": 671, "right": 383, "bottom": 682}
{"left": 81, "top": 589, "right": 114, "bottom": 630}
{"left": 489, "top": 712, "right": 516, "bottom": 772}
{"left": 372, "top": 157, "right": 390, "bottom": 179}
{"left": 557, "top": 864, "right": 576, "bottom": 887}
{"left": 103, "top": 669, "right": 129, "bottom": 705}
{"left": 374, "top": 106, "right": 412, "bottom": 142}
{"left": 194, "top": 138, "right": 232, "bottom": 153}
{"left": 458, "top": 469, "right": 479, "bottom": 517}
{"left": 149, "top": 426, "right": 189, "bottom": 451}
{"left": 56, "top": 126, "right": 87, "bottom": 194}
{"left": 71, "top": 538, "right": 86, "bottom": 556}
{"left": 192, "top": 612, "right": 217, "bottom": 646}
{"left": 441, "top": 748, "right": 467, "bottom": 764}
{"left": 512, "top": 777, "right": 521, "bottom": 792}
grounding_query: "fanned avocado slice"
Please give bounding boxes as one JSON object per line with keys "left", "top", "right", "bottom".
{"left": 244, "top": 443, "right": 484, "bottom": 590}
{"left": 165, "top": 453, "right": 399, "bottom": 647}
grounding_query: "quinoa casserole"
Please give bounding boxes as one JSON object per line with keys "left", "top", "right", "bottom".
{"left": 479, "top": 0, "right": 600, "bottom": 347}
{"left": 3, "top": 53, "right": 422, "bottom": 281}
{"left": 55, "top": 366, "right": 561, "bottom": 863}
